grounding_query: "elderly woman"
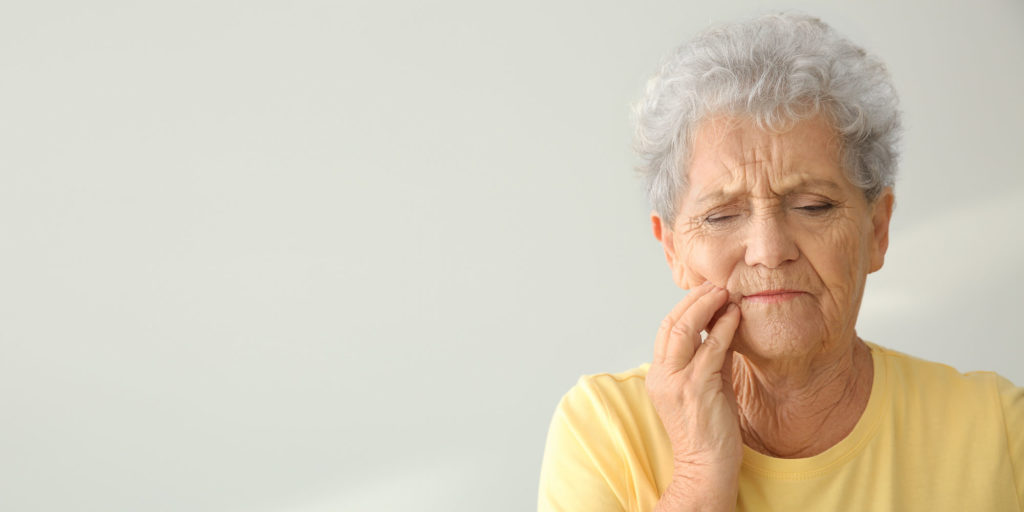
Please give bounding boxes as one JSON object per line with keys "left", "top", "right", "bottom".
{"left": 538, "top": 13, "right": 1023, "bottom": 512}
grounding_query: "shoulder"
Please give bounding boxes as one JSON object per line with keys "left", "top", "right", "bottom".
{"left": 870, "top": 342, "right": 1010, "bottom": 398}
{"left": 870, "top": 342, "right": 1023, "bottom": 436}
{"left": 556, "top": 364, "right": 658, "bottom": 429}
{"left": 552, "top": 363, "right": 668, "bottom": 472}
{"left": 555, "top": 364, "right": 653, "bottom": 428}
{"left": 565, "top": 365, "right": 650, "bottom": 400}
{"left": 866, "top": 343, "right": 1024, "bottom": 506}
{"left": 540, "top": 364, "right": 661, "bottom": 511}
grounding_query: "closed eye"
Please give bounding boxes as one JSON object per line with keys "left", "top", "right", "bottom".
{"left": 705, "top": 213, "right": 740, "bottom": 225}
{"left": 796, "top": 203, "right": 835, "bottom": 213}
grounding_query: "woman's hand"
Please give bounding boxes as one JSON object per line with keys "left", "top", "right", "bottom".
{"left": 646, "top": 281, "right": 743, "bottom": 512}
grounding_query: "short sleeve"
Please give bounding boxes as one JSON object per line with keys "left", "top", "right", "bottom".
{"left": 538, "top": 378, "right": 628, "bottom": 512}
{"left": 996, "top": 374, "right": 1024, "bottom": 510}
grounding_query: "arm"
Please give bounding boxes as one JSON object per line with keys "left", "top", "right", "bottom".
{"left": 996, "top": 374, "right": 1024, "bottom": 509}
{"left": 538, "top": 282, "right": 743, "bottom": 512}
{"left": 538, "top": 391, "right": 626, "bottom": 512}
{"left": 646, "top": 282, "right": 743, "bottom": 512}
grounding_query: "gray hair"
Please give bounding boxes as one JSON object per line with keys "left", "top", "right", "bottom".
{"left": 633, "top": 12, "right": 901, "bottom": 228}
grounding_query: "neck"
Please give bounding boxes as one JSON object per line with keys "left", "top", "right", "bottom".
{"left": 727, "top": 338, "right": 873, "bottom": 458}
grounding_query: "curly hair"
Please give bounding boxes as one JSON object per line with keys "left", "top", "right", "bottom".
{"left": 633, "top": 12, "right": 902, "bottom": 227}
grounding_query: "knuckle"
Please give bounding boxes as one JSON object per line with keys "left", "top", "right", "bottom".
{"left": 669, "top": 323, "right": 696, "bottom": 339}
{"left": 703, "top": 335, "right": 724, "bottom": 349}
{"left": 659, "top": 317, "right": 675, "bottom": 331}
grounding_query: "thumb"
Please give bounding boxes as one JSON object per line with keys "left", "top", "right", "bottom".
{"left": 693, "top": 303, "right": 740, "bottom": 375}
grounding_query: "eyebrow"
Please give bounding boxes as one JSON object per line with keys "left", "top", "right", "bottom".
{"left": 693, "top": 178, "right": 843, "bottom": 206}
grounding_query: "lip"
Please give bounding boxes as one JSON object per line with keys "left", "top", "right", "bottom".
{"left": 742, "top": 289, "right": 806, "bottom": 303}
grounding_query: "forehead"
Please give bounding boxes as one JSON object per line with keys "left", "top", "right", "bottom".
{"left": 682, "top": 115, "right": 848, "bottom": 206}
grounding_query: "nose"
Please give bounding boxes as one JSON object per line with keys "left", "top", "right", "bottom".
{"left": 743, "top": 214, "right": 799, "bottom": 269}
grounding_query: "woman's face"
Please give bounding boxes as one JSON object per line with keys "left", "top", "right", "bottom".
{"left": 653, "top": 114, "right": 894, "bottom": 362}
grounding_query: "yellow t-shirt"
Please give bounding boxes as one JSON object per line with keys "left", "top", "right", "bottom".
{"left": 538, "top": 343, "right": 1024, "bottom": 511}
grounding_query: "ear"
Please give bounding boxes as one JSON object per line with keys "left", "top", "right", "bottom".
{"left": 651, "top": 211, "right": 691, "bottom": 288}
{"left": 868, "top": 188, "right": 895, "bottom": 273}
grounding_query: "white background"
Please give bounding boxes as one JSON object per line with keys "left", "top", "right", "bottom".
{"left": 1, "top": 1, "right": 1022, "bottom": 511}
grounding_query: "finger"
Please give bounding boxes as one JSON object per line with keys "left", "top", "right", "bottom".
{"left": 653, "top": 281, "right": 716, "bottom": 363}
{"left": 706, "top": 301, "right": 730, "bottom": 333}
{"left": 663, "top": 287, "right": 730, "bottom": 368}
{"left": 720, "top": 349, "right": 738, "bottom": 408}
{"left": 721, "top": 349, "right": 735, "bottom": 384}
{"left": 693, "top": 303, "right": 741, "bottom": 375}
{"left": 654, "top": 281, "right": 716, "bottom": 362}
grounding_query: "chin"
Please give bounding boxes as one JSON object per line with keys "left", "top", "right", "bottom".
{"left": 731, "top": 313, "right": 825, "bottom": 363}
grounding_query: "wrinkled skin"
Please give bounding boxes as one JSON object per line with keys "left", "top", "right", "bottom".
{"left": 647, "top": 114, "right": 893, "bottom": 511}
{"left": 666, "top": 114, "right": 891, "bottom": 365}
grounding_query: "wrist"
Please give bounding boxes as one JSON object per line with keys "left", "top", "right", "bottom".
{"left": 658, "top": 468, "right": 738, "bottom": 512}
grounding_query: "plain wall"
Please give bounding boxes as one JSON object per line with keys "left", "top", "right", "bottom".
{"left": 1, "top": 0, "right": 1022, "bottom": 510}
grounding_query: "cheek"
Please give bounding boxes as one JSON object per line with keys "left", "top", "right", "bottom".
{"left": 676, "top": 235, "right": 742, "bottom": 289}
{"left": 811, "top": 220, "right": 872, "bottom": 305}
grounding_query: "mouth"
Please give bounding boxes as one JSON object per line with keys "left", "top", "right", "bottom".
{"left": 741, "top": 289, "right": 806, "bottom": 304}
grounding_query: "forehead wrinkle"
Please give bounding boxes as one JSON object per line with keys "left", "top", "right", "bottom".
{"left": 718, "top": 132, "right": 796, "bottom": 198}
{"left": 693, "top": 171, "right": 839, "bottom": 206}
{"left": 684, "top": 114, "right": 846, "bottom": 210}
